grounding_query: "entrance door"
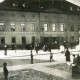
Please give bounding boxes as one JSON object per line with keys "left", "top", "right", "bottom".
{"left": 1, "top": 37, "right": 5, "bottom": 44}
{"left": 12, "top": 37, "right": 16, "bottom": 43}
{"left": 52, "top": 37, "right": 57, "bottom": 43}
{"left": 61, "top": 37, "right": 64, "bottom": 43}
{"left": 22, "top": 37, "right": 26, "bottom": 44}
{"left": 32, "top": 36, "right": 35, "bottom": 44}
{"left": 43, "top": 37, "right": 48, "bottom": 43}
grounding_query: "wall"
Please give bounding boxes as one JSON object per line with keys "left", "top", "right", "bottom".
{"left": 0, "top": 10, "right": 79, "bottom": 44}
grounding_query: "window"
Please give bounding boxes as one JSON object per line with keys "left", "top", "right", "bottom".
{"left": 32, "top": 36, "right": 35, "bottom": 44}
{"left": 23, "top": 3, "right": 26, "bottom": 7}
{"left": 52, "top": 24, "right": 56, "bottom": 31}
{"left": 70, "top": 7, "right": 73, "bottom": 11}
{"left": 11, "top": 22, "right": 15, "bottom": 31}
{"left": 71, "top": 25, "right": 74, "bottom": 31}
{"left": 0, "top": 22, "right": 4, "bottom": 31}
{"left": 21, "top": 22, "right": 26, "bottom": 31}
{"left": 60, "top": 24, "right": 64, "bottom": 31}
{"left": 31, "top": 22, "right": 35, "bottom": 31}
{"left": 13, "top": 3, "right": 18, "bottom": 7}
{"left": 12, "top": 37, "right": 16, "bottom": 43}
{"left": 22, "top": 37, "right": 26, "bottom": 44}
{"left": 44, "top": 24, "right": 47, "bottom": 31}
{"left": 1, "top": 37, "right": 5, "bottom": 44}
{"left": 77, "top": 7, "right": 79, "bottom": 11}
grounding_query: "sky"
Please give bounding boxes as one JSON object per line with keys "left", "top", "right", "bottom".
{"left": 66, "top": 0, "right": 80, "bottom": 6}
{"left": 0, "top": 0, "right": 4, "bottom": 3}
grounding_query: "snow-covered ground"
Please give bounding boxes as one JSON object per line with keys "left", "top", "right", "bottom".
{"left": 75, "top": 44, "right": 80, "bottom": 51}
{"left": 0, "top": 48, "right": 79, "bottom": 63}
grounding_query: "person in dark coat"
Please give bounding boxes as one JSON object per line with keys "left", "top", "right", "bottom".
{"left": 65, "top": 49, "right": 70, "bottom": 61}
{"left": 30, "top": 44, "right": 33, "bottom": 50}
{"left": 3, "top": 63, "right": 8, "bottom": 80}
{"left": 31, "top": 50, "right": 33, "bottom": 64}
{"left": 4, "top": 44, "right": 7, "bottom": 55}
{"left": 72, "top": 54, "right": 77, "bottom": 64}
{"left": 14, "top": 43, "right": 16, "bottom": 53}
{"left": 35, "top": 43, "right": 38, "bottom": 54}
{"left": 12, "top": 43, "right": 14, "bottom": 50}
{"left": 50, "top": 50, "right": 54, "bottom": 62}
{"left": 77, "top": 54, "right": 80, "bottom": 65}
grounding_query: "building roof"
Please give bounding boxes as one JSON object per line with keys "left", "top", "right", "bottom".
{"left": 0, "top": 0, "right": 80, "bottom": 15}
{"left": 66, "top": 0, "right": 80, "bottom": 7}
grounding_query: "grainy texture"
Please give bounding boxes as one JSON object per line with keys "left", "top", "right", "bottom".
{"left": 0, "top": 69, "right": 68, "bottom": 80}
{"left": 0, "top": 59, "right": 49, "bottom": 67}
{"left": 48, "top": 63, "right": 72, "bottom": 73}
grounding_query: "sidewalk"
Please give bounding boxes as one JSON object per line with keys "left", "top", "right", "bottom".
{"left": 0, "top": 49, "right": 79, "bottom": 59}
{"left": 0, "top": 49, "right": 80, "bottom": 80}
{"left": 0, "top": 61, "right": 79, "bottom": 80}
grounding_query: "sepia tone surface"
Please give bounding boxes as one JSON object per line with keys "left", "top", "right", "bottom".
{"left": 0, "top": 0, "right": 80, "bottom": 80}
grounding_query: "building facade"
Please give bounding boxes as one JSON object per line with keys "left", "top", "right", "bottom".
{"left": 0, "top": 10, "right": 79, "bottom": 46}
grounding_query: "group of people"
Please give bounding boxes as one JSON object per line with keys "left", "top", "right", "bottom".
{"left": 3, "top": 43, "right": 16, "bottom": 56}
{"left": 3, "top": 48, "right": 80, "bottom": 80}
{"left": 2, "top": 42, "right": 80, "bottom": 79}
{"left": 72, "top": 54, "right": 80, "bottom": 77}
{"left": 64, "top": 48, "right": 80, "bottom": 78}
{"left": 50, "top": 48, "right": 71, "bottom": 62}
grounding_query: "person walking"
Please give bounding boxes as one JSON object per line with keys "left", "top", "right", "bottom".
{"left": 31, "top": 50, "right": 33, "bottom": 64}
{"left": 76, "top": 54, "right": 80, "bottom": 65}
{"left": 35, "top": 43, "right": 38, "bottom": 54}
{"left": 14, "top": 43, "right": 16, "bottom": 53}
{"left": 4, "top": 44, "right": 7, "bottom": 55}
{"left": 50, "top": 50, "right": 54, "bottom": 62}
{"left": 30, "top": 44, "right": 33, "bottom": 51}
{"left": 65, "top": 48, "right": 70, "bottom": 61}
{"left": 3, "top": 63, "right": 8, "bottom": 80}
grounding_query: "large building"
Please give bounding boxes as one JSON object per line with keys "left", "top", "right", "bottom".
{"left": 0, "top": 0, "right": 80, "bottom": 48}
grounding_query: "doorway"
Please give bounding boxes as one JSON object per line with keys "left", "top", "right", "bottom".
{"left": 22, "top": 37, "right": 26, "bottom": 44}
{"left": 12, "top": 37, "right": 16, "bottom": 43}
{"left": 1, "top": 37, "right": 5, "bottom": 44}
{"left": 32, "top": 36, "right": 35, "bottom": 44}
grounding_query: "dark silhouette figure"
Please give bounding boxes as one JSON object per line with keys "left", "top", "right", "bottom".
{"left": 43, "top": 44, "right": 47, "bottom": 51}
{"left": 65, "top": 49, "right": 70, "bottom": 61}
{"left": 72, "top": 54, "right": 80, "bottom": 78}
{"left": 4, "top": 44, "right": 7, "bottom": 55}
{"left": 14, "top": 43, "right": 16, "bottom": 53}
{"left": 50, "top": 51, "right": 54, "bottom": 62}
{"left": 77, "top": 54, "right": 80, "bottom": 65}
{"left": 35, "top": 43, "right": 37, "bottom": 52}
{"left": 3, "top": 63, "right": 8, "bottom": 80}
{"left": 35, "top": 43, "right": 39, "bottom": 54}
{"left": 30, "top": 44, "right": 33, "bottom": 50}
{"left": 31, "top": 50, "right": 33, "bottom": 64}
{"left": 73, "top": 54, "right": 77, "bottom": 64}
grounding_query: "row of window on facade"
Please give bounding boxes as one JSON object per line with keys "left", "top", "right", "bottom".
{"left": 0, "top": 36, "right": 76, "bottom": 45}
{"left": 0, "top": 22, "right": 79, "bottom": 32}
{"left": 0, "top": 36, "right": 35, "bottom": 45}
{"left": 0, "top": 37, "right": 26, "bottom": 44}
